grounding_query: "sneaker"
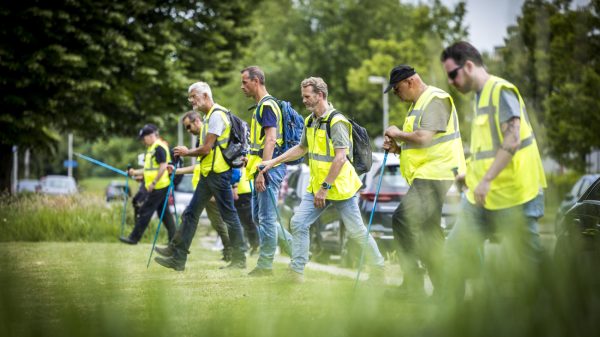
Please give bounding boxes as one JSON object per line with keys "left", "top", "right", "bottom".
{"left": 367, "top": 266, "right": 386, "bottom": 285}
{"left": 284, "top": 268, "right": 305, "bottom": 284}
{"left": 248, "top": 267, "right": 273, "bottom": 277}
{"left": 119, "top": 236, "right": 137, "bottom": 245}
{"left": 154, "top": 256, "right": 185, "bottom": 271}
{"left": 219, "top": 260, "right": 246, "bottom": 269}
{"left": 155, "top": 245, "right": 174, "bottom": 257}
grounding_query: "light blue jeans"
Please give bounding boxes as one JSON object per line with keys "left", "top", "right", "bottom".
{"left": 252, "top": 164, "right": 292, "bottom": 270}
{"left": 290, "top": 192, "right": 385, "bottom": 274}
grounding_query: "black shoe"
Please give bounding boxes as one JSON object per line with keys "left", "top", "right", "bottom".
{"left": 154, "top": 256, "right": 185, "bottom": 271}
{"left": 155, "top": 245, "right": 174, "bottom": 257}
{"left": 249, "top": 246, "right": 259, "bottom": 256}
{"left": 221, "top": 248, "right": 232, "bottom": 262}
{"left": 219, "top": 260, "right": 246, "bottom": 269}
{"left": 119, "top": 236, "right": 137, "bottom": 245}
{"left": 248, "top": 267, "right": 273, "bottom": 277}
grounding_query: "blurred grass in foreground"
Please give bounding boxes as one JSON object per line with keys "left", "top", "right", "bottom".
{"left": 1, "top": 241, "right": 599, "bottom": 337}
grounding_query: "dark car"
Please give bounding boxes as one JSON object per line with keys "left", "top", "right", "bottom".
{"left": 555, "top": 174, "right": 600, "bottom": 229}
{"left": 105, "top": 181, "right": 132, "bottom": 202}
{"left": 278, "top": 164, "right": 343, "bottom": 263}
{"left": 554, "top": 175, "right": 600, "bottom": 269}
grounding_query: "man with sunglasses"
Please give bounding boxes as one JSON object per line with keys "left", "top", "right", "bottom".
{"left": 382, "top": 65, "right": 466, "bottom": 298}
{"left": 440, "top": 41, "right": 546, "bottom": 301}
{"left": 154, "top": 81, "right": 247, "bottom": 271}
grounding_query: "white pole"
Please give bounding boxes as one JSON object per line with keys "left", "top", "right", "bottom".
{"left": 67, "top": 133, "right": 73, "bottom": 177}
{"left": 12, "top": 145, "right": 18, "bottom": 194}
{"left": 24, "top": 148, "right": 30, "bottom": 179}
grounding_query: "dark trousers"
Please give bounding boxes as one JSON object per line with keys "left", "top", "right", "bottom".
{"left": 128, "top": 186, "right": 176, "bottom": 243}
{"left": 235, "top": 192, "right": 259, "bottom": 249}
{"left": 206, "top": 198, "right": 231, "bottom": 250}
{"left": 392, "top": 178, "right": 453, "bottom": 292}
{"left": 173, "top": 170, "right": 246, "bottom": 263}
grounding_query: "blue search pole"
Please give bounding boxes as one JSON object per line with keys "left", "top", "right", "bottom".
{"left": 74, "top": 153, "right": 128, "bottom": 177}
{"left": 354, "top": 150, "right": 388, "bottom": 289}
{"left": 147, "top": 162, "right": 178, "bottom": 268}
{"left": 258, "top": 166, "right": 292, "bottom": 255}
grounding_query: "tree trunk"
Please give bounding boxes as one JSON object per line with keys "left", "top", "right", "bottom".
{"left": 0, "top": 143, "right": 14, "bottom": 193}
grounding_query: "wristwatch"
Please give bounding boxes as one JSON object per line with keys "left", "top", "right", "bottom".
{"left": 321, "top": 182, "right": 332, "bottom": 190}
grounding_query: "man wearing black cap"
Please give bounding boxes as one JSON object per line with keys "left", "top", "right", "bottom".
{"left": 119, "top": 124, "right": 176, "bottom": 244}
{"left": 382, "top": 65, "right": 466, "bottom": 298}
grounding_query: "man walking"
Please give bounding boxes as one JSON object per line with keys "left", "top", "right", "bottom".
{"left": 440, "top": 41, "right": 546, "bottom": 300}
{"left": 120, "top": 124, "right": 176, "bottom": 245}
{"left": 382, "top": 65, "right": 466, "bottom": 297}
{"left": 240, "top": 66, "right": 292, "bottom": 276}
{"left": 154, "top": 82, "right": 246, "bottom": 271}
{"left": 260, "top": 77, "right": 385, "bottom": 282}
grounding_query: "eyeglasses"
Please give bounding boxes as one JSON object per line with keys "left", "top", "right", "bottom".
{"left": 447, "top": 65, "right": 463, "bottom": 80}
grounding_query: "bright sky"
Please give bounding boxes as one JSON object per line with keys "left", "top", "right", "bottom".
{"left": 412, "top": 0, "right": 591, "bottom": 53}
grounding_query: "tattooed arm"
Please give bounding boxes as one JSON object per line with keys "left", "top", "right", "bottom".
{"left": 473, "top": 117, "right": 521, "bottom": 206}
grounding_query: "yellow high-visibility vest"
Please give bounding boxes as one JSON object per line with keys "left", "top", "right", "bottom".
{"left": 246, "top": 96, "right": 283, "bottom": 180}
{"left": 143, "top": 139, "right": 172, "bottom": 189}
{"left": 400, "top": 86, "right": 466, "bottom": 185}
{"left": 305, "top": 110, "right": 362, "bottom": 200}
{"left": 198, "top": 104, "right": 232, "bottom": 177}
{"left": 466, "top": 76, "right": 547, "bottom": 209}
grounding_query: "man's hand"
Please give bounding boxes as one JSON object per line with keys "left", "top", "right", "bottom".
{"left": 128, "top": 168, "right": 136, "bottom": 177}
{"left": 384, "top": 125, "right": 402, "bottom": 139}
{"left": 314, "top": 188, "right": 328, "bottom": 209}
{"left": 259, "top": 159, "right": 276, "bottom": 175}
{"left": 382, "top": 136, "right": 400, "bottom": 154}
{"left": 167, "top": 164, "right": 174, "bottom": 174}
{"left": 173, "top": 146, "right": 189, "bottom": 157}
{"left": 455, "top": 173, "right": 466, "bottom": 192}
{"left": 474, "top": 179, "right": 491, "bottom": 206}
{"left": 255, "top": 172, "right": 266, "bottom": 192}
{"left": 147, "top": 181, "right": 156, "bottom": 193}
{"left": 232, "top": 187, "right": 239, "bottom": 201}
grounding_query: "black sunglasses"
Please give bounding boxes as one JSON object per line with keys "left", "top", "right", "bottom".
{"left": 448, "top": 65, "right": 463, "bottom": 80}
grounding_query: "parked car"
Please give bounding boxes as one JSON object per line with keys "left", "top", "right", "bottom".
{"left": 105, "top": 181, "right": 132, "bottom": 202}
{"left": 168, "top": 174, "right": 207, "bottom": 219}
{"left": 39, "top": 175, "right": 77, "bottom": 195}
{"left": 555, "top": 174, "right": 600, "bottom": 229}
{"left": 554, "top": 175, "right": 600, "bottom": 270}
{"left": 17, "top": 179, "right": 40, "bottom": 193}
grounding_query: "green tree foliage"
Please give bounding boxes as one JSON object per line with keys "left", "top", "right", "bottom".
{"left": 0, "top": 0, "right": 258, "bottom": 189}
{"left": 220, "top": 0, "right": 466, "bottom": 137}
{"left": 496, "top": 0, "right": 600, "bottom": 170}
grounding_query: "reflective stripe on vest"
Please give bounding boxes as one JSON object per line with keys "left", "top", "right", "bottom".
{"left": 305, "top": 109, "right": 362, "bottom": 200}
{"left": 246, "top": 96, "right": 284, "bottom": 179}
{"left": 399, "top": 86, "right": 466, "bottom": 184}
{"left": 199, "top": 104, "right": 232, "bottom": 176}
{"left": 143, "top": 139, "right": 172, "bottom": 190}
{"left": 466, "top": 76, "right": 547, "bottom": 209}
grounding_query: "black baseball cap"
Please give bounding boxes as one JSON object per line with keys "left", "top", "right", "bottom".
{"left": 383, "top": 65, "right": 417, "bottom": 93}
{"left": 138, "top": 124, "right": 158, "bottom": 139}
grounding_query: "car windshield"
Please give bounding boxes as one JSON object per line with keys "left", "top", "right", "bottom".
{"left": 370, "top": 164, "right": 408, "bottom": 192}
{"left": 176, "top": 175, "right": 194, "bottom": 193}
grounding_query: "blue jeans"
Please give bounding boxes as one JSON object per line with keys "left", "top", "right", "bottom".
{"left": 252, "top": 164, "right": 292, "bottom": 269}
{"left": 443, "top": 192, "right": 545, "bottom": 298}
{"left": 173, "top": 170, "right": 246, "bottom": 264}
{"left": 290, "top": 193, "right": 385, "bottom": 274}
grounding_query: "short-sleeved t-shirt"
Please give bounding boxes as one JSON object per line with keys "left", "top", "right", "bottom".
{"left": 154, "top": 146, "right": 167, "bottom": 164}
{"left": 204, "top": 110, "right": 226, "bottom": 138}
{"left": 418, "top": 97, "right": 451, "bottom": 133}
{"left": 475, "top": 89, "right": 521, "bottom": 124}
{"left": 498, "top": 89, "right": 521, "bottom": 123}
{"left": 257, "top": 105, "right": 278, "bottom": 129}
{"left": 301, "top": 111, "right": 351, "bottom": 149}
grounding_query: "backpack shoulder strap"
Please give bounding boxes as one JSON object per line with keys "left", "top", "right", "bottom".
{"left": 325, "top": 110, "right": 341, "bottom": 139}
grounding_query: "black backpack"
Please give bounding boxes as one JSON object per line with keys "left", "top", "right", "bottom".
{"left": 307, "top": 110, "right": 372, "bottom": 176}
{"left": 214, "top": 108, "right": 249, "bottom": 168}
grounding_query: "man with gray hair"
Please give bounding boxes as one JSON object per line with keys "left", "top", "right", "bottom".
{"left": 260, "top": 77, "right": 385, "bottom": 283}
{"left": 154, "top": 81, "right": 247, "bottom": 271}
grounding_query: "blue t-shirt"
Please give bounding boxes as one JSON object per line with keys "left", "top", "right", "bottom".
{"left": 258, "top": 105, "right": 278, "bottom": 128}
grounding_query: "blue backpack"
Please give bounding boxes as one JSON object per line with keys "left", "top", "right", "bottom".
{"left": 256, "top": 95, "right": 305, "bottom": 165}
